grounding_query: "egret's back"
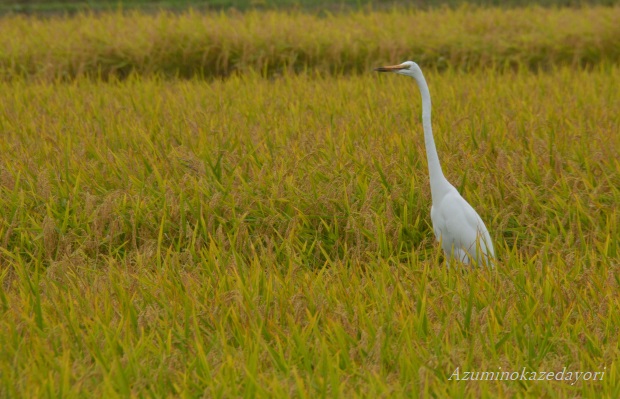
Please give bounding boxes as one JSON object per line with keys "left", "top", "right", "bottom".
{"left": 430, "top": 186, "right": 494, "bottom": 266}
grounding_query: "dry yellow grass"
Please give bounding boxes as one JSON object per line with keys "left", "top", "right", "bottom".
{"left": 0, "top": 64, "right": 618, "bottom": 396}
{"left": 0, "top": 6, "right": 619, "bottom": 80}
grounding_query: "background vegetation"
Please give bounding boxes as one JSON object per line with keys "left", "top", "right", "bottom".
{"left": 1, "top": 0, "right": 619, "bottom": 14}
{"left": 0, "top": 3, "right": 618, "bottom": 398}
{"left": 1, "top": 6, "right": 620, "bottom": 81}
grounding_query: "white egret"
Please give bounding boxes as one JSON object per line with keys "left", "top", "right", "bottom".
{"left": 375, "top": 61, "right": 495, "bottom": 266}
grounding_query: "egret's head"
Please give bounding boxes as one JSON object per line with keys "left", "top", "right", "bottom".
{"left": 374, "top": 61, "right": 423, "bottom": 80}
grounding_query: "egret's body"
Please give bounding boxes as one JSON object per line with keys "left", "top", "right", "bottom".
{"left": 375, "top": 61, "right": 494, "bottom": 266}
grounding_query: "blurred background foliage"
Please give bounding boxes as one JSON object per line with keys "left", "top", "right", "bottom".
{"left": 1, "top": 0, "right": 619, "bottom": 14}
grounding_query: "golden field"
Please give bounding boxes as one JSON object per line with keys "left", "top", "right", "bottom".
{"left": 0, "top": 6, "right": 619, "bottom": 398}
{"left": 0, "top": 6, "right": 619, "bottom": 80}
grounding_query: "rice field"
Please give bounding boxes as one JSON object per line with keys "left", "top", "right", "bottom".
{"left": 1, "top": 6, "right": 620, "bottom": 80}
{"left": 0, "top": 5, "right": 619, "bottom": 399}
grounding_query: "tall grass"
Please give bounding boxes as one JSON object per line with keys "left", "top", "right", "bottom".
{"left": 1, "top": 65, "right": 618, "bottom": 396}
{"left": 2, "top": 0, "right": 619, "bottom": 15}
{"left": 1, "top": 6, "right": 620, "bottom": 80}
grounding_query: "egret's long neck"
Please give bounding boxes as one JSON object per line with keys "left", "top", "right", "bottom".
{"left": 415, "top": 74, "right": 447, "bottom": 200}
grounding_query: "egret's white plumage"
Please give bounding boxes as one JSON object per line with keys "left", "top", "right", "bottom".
{"left": 375, "top": 61, "right": 494, "bottom": 266}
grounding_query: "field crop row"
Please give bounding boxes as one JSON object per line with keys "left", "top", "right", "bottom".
{"left": 2, "top": 0, "right": 619, "bottom": 14}
{"left": 0, "top": 66, "right": 618, "bottom": 396}
{"left": 1, "top": 6, "right": 620, "bottom": 80}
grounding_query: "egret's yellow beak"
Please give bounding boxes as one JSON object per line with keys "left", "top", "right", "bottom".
{"left": 374, "top": 64, "right": 407, "bottom": 72}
